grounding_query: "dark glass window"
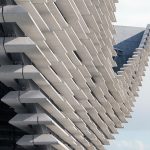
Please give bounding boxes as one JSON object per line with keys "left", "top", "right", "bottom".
{"left": 0, "top": 0, "right": 16, "bottom": 6}
{"left": 0, "top": 23, "right": 25, "bottom": 37}
{"left": 0, "top": 82, "right": 26, "bottom": 150}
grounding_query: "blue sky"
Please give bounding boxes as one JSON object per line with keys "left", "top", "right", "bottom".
{"left": 105, "top": 0, "right": 150, "bottom": 149}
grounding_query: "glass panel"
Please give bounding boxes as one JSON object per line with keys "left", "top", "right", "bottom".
{"left": 0, "top": 23, "right": 25, "bottom": 37}
{"left": 0, "top": 0, "right": 16, "bottom": 6}
{"left": 0, "top": 82, "right": 26, "bottom": 149}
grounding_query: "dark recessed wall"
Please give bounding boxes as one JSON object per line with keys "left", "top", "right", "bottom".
{"left": 0, "top": 82, "right": 26, "bottom": 150}
{"left": 113, "top": 26, "right": 145, "bottom": 72}
{"left": 0, "top": 0, "right": 16, "bottom": 6}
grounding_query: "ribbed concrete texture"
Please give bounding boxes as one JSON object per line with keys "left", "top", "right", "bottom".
{"left": 0, "top": 0, "right": 150, "bottom": 150}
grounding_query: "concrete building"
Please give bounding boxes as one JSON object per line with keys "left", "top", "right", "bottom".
{"left": 0, "top": 0, "right": 150, "bottom": 150}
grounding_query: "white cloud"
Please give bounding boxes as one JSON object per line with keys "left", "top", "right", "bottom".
{"left": 115, "top": 0, "right": 150, "bottom": 27}
{"left": 107, "top": 140, "right": 145, "bottom": 150}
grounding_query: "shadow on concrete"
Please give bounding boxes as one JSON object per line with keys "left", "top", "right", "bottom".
{"left": 113, "top": 31, "right": 144, "bottom": 72}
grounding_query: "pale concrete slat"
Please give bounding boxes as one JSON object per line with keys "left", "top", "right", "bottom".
{"left": 15, "top": 0, "right": 50, "bottom": 32}
{"left": 9, "top": 113, "right": 78, "bottom": 147}
{"left": 2, "top": 0, "right": 149, "bottom": 149}
{"left": 0, "top": 64, "right": 98, "bottom": 148}
{"left": 2, "top": 5, "right": 45, "bottom": 41}
{"left": 2, "top": 90, "right": 85, "bottom": 149}
{"left": 17, "top": 134, "right": 69, "bottom": 150}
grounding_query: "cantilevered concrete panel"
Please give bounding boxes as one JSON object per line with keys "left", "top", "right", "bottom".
{"left": 0, "top": 1, "right": 150, "bottom": 150}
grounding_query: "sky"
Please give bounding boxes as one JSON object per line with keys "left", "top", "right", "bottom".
{"left": 115, "top": 0, "right": 150, "bottom": 27}
{"left": 105, "top": 0, "right": 150, "bottom": 150}
{"left": 106, "top": 63, "right": 150, "bottom": 150}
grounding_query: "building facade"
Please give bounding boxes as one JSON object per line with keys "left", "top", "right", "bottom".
{"left": 0, "top": 0, "right": 150, "bottom": 150}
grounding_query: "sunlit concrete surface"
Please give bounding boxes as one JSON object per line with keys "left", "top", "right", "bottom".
{"left": 0, "top": 0, "right": 150, "bottom": 150}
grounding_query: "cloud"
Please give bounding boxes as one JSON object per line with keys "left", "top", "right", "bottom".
{"left": 115, "top": 0, "right": 150, "bottom": 27}
{"left": 107, "top": 140, "right": 145, "bottom": 150}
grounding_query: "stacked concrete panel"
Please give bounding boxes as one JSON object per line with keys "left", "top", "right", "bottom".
{"left": 0, "top": 0, "right": 150, "bottom": 150}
